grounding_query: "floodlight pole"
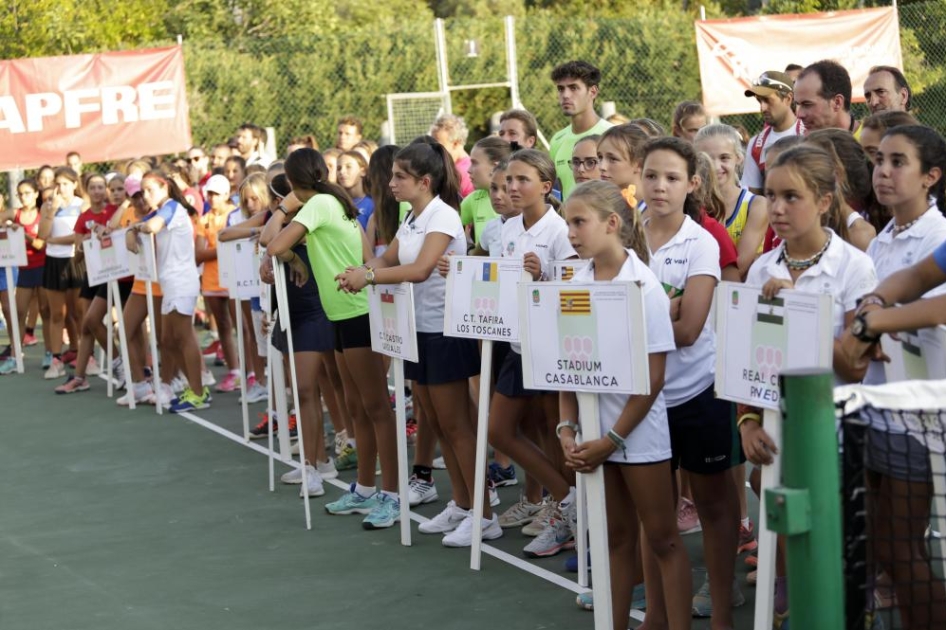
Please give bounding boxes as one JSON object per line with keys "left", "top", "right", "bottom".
{"left": 434, "top": 19, "right": 453, "bottom": 114}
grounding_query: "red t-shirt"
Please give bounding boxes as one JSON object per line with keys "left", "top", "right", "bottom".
{"left": 74, "top": 205, "right": 117, "bottom": 236}
{"left": 699, "top": 210, "right": 738, "bottom": 272}
{"left": 763, "top": 225, "right": 782, "bottom": 253}
{"left": 15, "top": 208, "right": 45, "bottom": 269}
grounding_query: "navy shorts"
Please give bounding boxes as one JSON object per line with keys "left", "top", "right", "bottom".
{"left": 404, "top": 332, "right": 480, "bottom": 386}
{"left": 668, "top": 384, "right": 744, "bottom": 474}
{"left": 495, "top": 349, "right": 541, "bottom": 398}
{"left": 16, "top": 267, "right": 42, "bottom": 289}
{"left": 333, "top": 313, "right": 372, "bottom": 351}
{"left": 272, "top": 309, "right": 335, "bottom": 354}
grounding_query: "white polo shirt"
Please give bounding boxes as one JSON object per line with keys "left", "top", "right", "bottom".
{"left": 397, "top": 196, "right": 466, "bottom": 333}
{"left": 47, "top": 197, "right": 84, "bottom": 258}
{"left": 647, "top": 215, "right": 721, "bottom": 407}
{"left": 865, "top": 205, "right": 946, "bottom": 384}
{"left": 152, "top": 199, "right": 201, "bottom": 300}
{"left": 571, "top": 250, "right": 676, "bottom": 464}
{"left": 502, "top": 207, "right": 576, "bottom": 353}
{"left": 747, "top": 229, "right": 877, "bottom": 341}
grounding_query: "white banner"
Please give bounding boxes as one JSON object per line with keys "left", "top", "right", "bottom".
{"left": 443, "top": 256, "right": 524, "bottom": 342}
{"left": 83, "top": 229, "right": 132, "bottom": 286}
{"left": 368, "top": 283, "right": 419, "bottom": 363}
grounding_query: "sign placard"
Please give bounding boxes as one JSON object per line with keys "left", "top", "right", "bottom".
{"left": 550, "top": 259, "right": 590, "bottom": 282}
{"left": 127, "top": 232, "right": 157, "bottom": 281}
{"left": 0, "top": 228, "right": 28, "bottom": 267}
{"left": 219, "top": 239, "right": 260, "bottom": 300}
{"left": 83, "top": 229, "right": 132, "bottom": 286}
{"left": 519, "top": 281, "right": 649, "bottom": 394}
{"left": 881, "top": 326, "right": 946, "bottom": 382}
{"left": 715, "top": 282, "right": 833, "bottom": 409}
{"left": 443, "top": 256, "right": 524, "bottom": 342}
{"left": 368, "top": 283, "right": 419, "bottom": 363}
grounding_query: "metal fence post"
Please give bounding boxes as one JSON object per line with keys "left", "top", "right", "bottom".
{"left": 766, "top": 369, "right": 844, "bottom": 629}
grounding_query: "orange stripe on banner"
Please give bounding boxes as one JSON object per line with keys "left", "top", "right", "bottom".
{"left": 559, "top": 290, "right": 591, "bottom": 314}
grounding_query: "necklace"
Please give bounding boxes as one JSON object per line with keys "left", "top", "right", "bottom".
{"left": 779, "top": 231, "right": 832, "bottom": 271}
{"left": 891, "top": 215, "right": 922, "bottom": 236}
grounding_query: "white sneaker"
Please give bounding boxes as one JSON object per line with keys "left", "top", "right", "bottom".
{"left": 117, "top": 381, "right": 154, "bottom": 406}
{"left": 153, "top": 382, "right": 174, "bottom": 408}
{"left": 86, "top": 356, "right": 101, "bottom": 376}
{"left": 170, "top": 374, "right": 187, "bottom": 394}
{"left": 297, "top": 465, "right": 325, "bottom": 497}
{"left": 291, "top": 440, "right": 300, "bottom": 455}
{"left": 418, "top": 501, "right": 467, "bottom": 534}
{"left": 498, "top": 495, "right": 543, "bottom": 528}
{"left": 442, "top": 513, "right": 503, "bottom": 547}
{"left": 240, "top": 382, "right": 268, "bottom": 404}
{"left": 432, "top": 456, "right": 446, "bottom": 469}
{"left": 334, "top": 430, "right": 348, "bottom": 456}
{"left": 316, "top": 459, "right": 338, "bottom": 480}
{"left": 111, "top": 358, "right": 125, "bottom": 389}
{"left": 280, "top": 465, "right": 306, "bottom": 484}
{"left": 202, "top": 369, "right": 216, "bottom": 387}
{"left": 407, "top": 475, "right": 438, "bottom": 506}
{"left": 44, "top": 358, "right": 65, "bottom": 380}
{"left": 490, "top": 486, "right": 500, "bottom": 507}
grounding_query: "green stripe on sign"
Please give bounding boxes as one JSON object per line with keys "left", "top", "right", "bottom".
{"left": 757, "top": 313, "right": 784, "bottom": 325}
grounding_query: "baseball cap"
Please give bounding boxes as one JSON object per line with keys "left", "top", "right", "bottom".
{"left": 745, "top": 71, "right": 794, "bottom": 98}
{"left": 204, "top": 174, "right": 230, "bottom": 197}
{"left": 124, "top": 175, "right": 142, "bottom": 197}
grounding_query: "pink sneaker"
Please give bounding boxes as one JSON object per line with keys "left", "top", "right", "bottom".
{"left": 677, "top": 497, "right": 702, "bottom": 535}
{"left": 215, "top": 372, "right": 240, "bottom": 393}
{"left": 247, "top": 373, "right": 257, "bottom": 388}
{"left": 55, "top": 376, "right": 90, "bottom": 394}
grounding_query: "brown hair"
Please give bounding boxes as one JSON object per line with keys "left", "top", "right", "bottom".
{"left": 695, "top": 151, "right": 726, "bottom": 222}
{"left": 565, "top": 180, "right": 649, "bottom": 264}
{"left": 769, "top": 145, "right": 849, "bottom": 243}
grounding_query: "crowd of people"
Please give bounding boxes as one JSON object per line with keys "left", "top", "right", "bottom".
{"left": 1, "top": 57, "right": 944, "bottom": 630}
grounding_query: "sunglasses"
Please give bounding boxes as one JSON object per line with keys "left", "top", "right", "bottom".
{"left": 570, "top": 157, "right": 599, "bottom": 171}
{"left": 754, "top": 74, "right": 792, "bottom": 93}
{"left": 189, "top": 156, "right": 205, "bottom": 162}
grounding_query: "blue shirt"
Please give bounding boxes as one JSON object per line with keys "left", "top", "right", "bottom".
{"left": 353, "top": 196, "right": 375, "bottom": 230}
{"left": 934, "top": 238, "right": 946, "bottom": 273}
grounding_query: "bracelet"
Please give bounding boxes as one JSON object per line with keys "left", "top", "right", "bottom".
{"left": 275, "top": 205, "right": 288, "bottom": 215}
{"left": 737, "top": 413, "right": 762, "bottom": 430}
{"left": 606, "top": 429, "right": 628, "bottom": 459}
{"left": 856, "top": 293, "right": 888, "bottom": 312}
{"left": 555, "top": 420, "right": 580, "bottom": 438}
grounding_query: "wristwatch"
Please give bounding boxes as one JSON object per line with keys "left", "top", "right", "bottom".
{"left": 851, "top": 312, "right": 881, "bottom": 343}
{"left": 364, "top": 267, "right": 376, "bottom": 286}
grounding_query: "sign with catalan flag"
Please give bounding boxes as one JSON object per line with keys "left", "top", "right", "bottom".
{"left": 444, "top": 256, "right": 526, "bottom": 342}
{"left": 367, "top": 283, "right": 418, "bottom": 362}
{"left": 518, "top": 281, "right": 650, "bottom": 394}
{"left": 550, "top": 259, "right": 590, "bottom": 282}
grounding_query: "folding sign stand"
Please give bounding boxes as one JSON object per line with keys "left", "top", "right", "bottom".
{"left": 754, "top": 408, "right": 782, "bottom": 630}
{"left": 0, "top": 227, "right": 27, "bottom": 374}
{"left": 392, "top": 356, "right": 412, "bottom": 547}
{"left": 470, "top": 339, "right": 493, "bottom": 569}
{"left": 4, "top": 265, "right": 23, "bottom": 374}
{"left": 105, "top": 281, "right": 134, "bottom": 407}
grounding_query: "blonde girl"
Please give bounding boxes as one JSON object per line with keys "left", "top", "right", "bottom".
{"left": 597, "top": 124, "right": 651, "bottom": 210}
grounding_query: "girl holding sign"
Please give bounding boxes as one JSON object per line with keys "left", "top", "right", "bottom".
{"left": 337, "top": 141, "right": 499, "bottom": 546}
{"left": 487, "top": 150, "right": 581, "bottom": 557}
{"left": 126, "top": 172, "right": 209, "bottom": 413}
{"left": 639, "top": 137, "right": 742, "bottom": 627}
{"left": 267, "top": 148, "right": 401, "bottom": 530}
{"left": 558, "top": 180, "right": 692, "bottom": 630}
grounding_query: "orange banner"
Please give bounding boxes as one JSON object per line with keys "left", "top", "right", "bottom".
{"left": 695, "top": 7, "right": 902, "bottom": 116}
{"left": 0, "top": 46, "right": 191, "bottom": 170}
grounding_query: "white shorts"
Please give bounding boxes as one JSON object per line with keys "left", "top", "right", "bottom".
{"left": 161, "top": 295, "right": 198, "bottom": 317}
{"left": 252, "top": 309, "right": 268, "bottom": 358}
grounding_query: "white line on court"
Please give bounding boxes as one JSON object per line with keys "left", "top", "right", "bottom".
{"left": 173, "top": 408, "right": 647, "bottom": 622}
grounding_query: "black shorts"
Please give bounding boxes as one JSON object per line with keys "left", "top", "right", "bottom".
{"left": 495, "top": 349, "right": 541, "bottom": 398}
{"left": 668, "top": 385, "right": 745, "bottom": 474}
{"left": 272, "top": 309, "right": 335, "bottom": 354}
{"left": 93, "top": 281, "right": 133, "bottom": 306}
{"left": 404, "top": 332, "right": 480, "bottom": 386}
{"left": 80, "top": 280, "right": 98, "bottom": 301}
{"left": 333, "top": 313, "right": 372, "bottom": 352}
{"left": 43, "top": 256, "right": 83, "bottom": 292}
{"left": 16, "top": 267, "right": 43, "bottom": 289}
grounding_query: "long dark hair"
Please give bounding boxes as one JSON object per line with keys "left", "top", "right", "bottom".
{"left": 367, "top": 145, "right": 401, "bottom": 244}
{"left": 396, "top": 138, "right": 461, "bottom": 212}
{"left": 641, "top": 136, "right": 702, "bottom": 224}
{"left": 283, "top": 148, "right": 359, "bottom": 221}
{"left": 882, "top": 124, "right": 946, "bottom": 217}
{"left": 142, "top": 170, "right": 198, "bottom": 217}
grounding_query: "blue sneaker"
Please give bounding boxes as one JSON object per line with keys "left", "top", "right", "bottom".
{"left": 362, "top": 492, "right": 401, "bottom": 530}
{"left": 565, "top": 551, "right": 591, "bottom": 573}
{"left": 0, "top": 357, "right": 16, "bottom": 375}
{"left": 488, "top": 462, "right": 518, "bottom": 487}
{"left": 42, "top": 351, "right": 53, "bottom": 370}
{"left": 325, "top": 484, "right": 379, "bottom": 516}
{"left": 169, "top": 387, "right": 211, "bottom": 413}
{"left": 576, "top": 584, "right": 646, "bottom": 611}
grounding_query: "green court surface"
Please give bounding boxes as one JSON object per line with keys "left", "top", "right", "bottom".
{"left": 0, "top": 341, "right": 759, "bottom": 630}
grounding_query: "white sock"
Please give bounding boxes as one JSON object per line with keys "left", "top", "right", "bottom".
{"left": 741, "top": 517, "right": 751, "bottom": 529}
{"left": 560, "top": 486, "right": 577, "bottom": 509}
{"left": 381, "top": 490, "right": 398, "bottom": 501}
{"left": 355, "top": 483, "right": 376, "bottom": 498}
{"left": 348, "top": 438, "right": 357, "bottom": 448}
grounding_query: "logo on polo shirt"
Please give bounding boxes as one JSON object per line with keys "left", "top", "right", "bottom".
{"left": 664, "top": 257, "right": 688, "bottom": 265}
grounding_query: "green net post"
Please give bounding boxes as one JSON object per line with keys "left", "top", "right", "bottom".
{"left": 765, "top": 369, "right": 844, "bottom": 629}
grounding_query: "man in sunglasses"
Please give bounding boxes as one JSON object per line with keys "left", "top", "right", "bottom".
{"left": 742, "top": 70, "right": 804, "bottom": 194}
{"left": 187, "top": 146, "right": 212, "bottom": 189}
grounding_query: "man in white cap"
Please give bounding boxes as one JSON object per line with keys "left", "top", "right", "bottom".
{"left": 742, "top": 70, "right": 804, "bottom": 194}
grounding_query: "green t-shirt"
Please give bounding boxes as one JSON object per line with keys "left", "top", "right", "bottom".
{"left": 549, "top": 118, "right": 614, "bottom": 199}
{"left": 459, "top": 189, "right": 496, "bottom": 244}
{"left": 292, "top": 194, "right": 368, "bottom": 321}
{"left": 398, "top": 201, "right": 412, "bottom": 224}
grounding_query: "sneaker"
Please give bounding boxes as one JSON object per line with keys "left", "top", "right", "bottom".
{"left": 316, "top": 459, "right": 338, "bottom": 480}
{"left": 523, "top": 511, "right": 574, "bottom": 558}
{"left": 677, "top": 497, "right": 702, "bottom": 535}
{"left": 405, "top": 418, "right": 418, "bottom": 444}
{"left": 55, "top": 376, "right": 90, "bottom": 394}
{"left": 215, "top": 372, "right": 240, "bottom": 393}
{"left": 42, "top": 351, "right": 53, "bottom": 370}
{"left": 691, "top": 574, "right": 746, "bottom": 617}
{"left": 738, "top": 520, "right": 758, "bottom": 554}
{"left": 202, "top": 339, "right": 221, "bottom": 357}
{"left": 153, "top": 383, "right": 174, "bottom": 408}
{"left": 418, "top": 501, "right": 467, "bottom": 534}
{"left": 291, "top": 440, "right": 300, "bottom": 455}
{"left": 250, "top": 413, "right": 275, "bottom": 440}
{"left": 86, "top": 356, "right": 101, "bottom": 376}
{"left": 488, "top": 462, "right": 518, "bottom": 487}
{"left": 201, "top": 368, "right": 216, "bottom": 387}
{"left": 169, "top": 387, "right": 211, "bottom": 413}
{"left": 443, "top": 513, "right": 503, "bottom": 547}
{"left": 522, "top": 497, "right": 555, "bottom": 537}
{"left": 498, "top": 495, "right": 542, "bottom": 528}
{"left": 295, "top": 465, "right": 325, "bottom": 498}
{"left": 170, "top": 374, "right": 187, "bottom": 394}
{"left": 0, "top": 357, "right": 16, "bottom": 375}
{"left": 746, "top": 570, "right": 757, "bottom": 586}
{"left": 111, "top": 358, "right": 125, "bottom": 389}
{"left": 432, "top": 456, "right": 446, "bottom": 469}
{"left": 407, "top": 475, "right": 438, "bottom": 506}
{"left": 565, "top": 551, "right": 590, "bottom": 573}
{"left": 287, "top": 414, "right": 297, "bottom": 439}
{"left": 61, "top": 349, "right": 77, "bottom": 365}
{"left": 240, "top": 382, "right": 268, "bottom": 404}
{"left": 489, "top": 484, "right": 501, "bottom": 508}
{"left": 326, "top": 484, "right": 379, "bottom": 516}
{"left": 44, "top": 358, "right": 65, "bottom": 380}
{"left": 576, "top": 584, "right": 646, "bottom": 611}
{"left": 118, "top": 381, "right": 154, "bottom": 406}
{"left": 214, "top": 347, "right": 225, "bottom": 366}
{"left": 334, "top": 430, "right": 348, "bottom": 456}
{"left": 362, "top": 493, "right": 400, "bottom": 529}
{"left": 23, "top": 333, "right": 38, "bottom": 347}
{"left": 336, "top": 445, "right": 358, "bottom": 470}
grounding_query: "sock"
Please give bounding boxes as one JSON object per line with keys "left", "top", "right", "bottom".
{"left": 381, "top": 490, "right": 398, "bottom": 501}
{"left": 741, "top": 517, "right": 751, "bottom": 529}
{"left": 348, "top": 438, "right": 357, "bottom": 449}
{"left": 354, "top": 483, "right": 376, "bottom": 498}
{"left": 25, "top": 327, "right": 34, "bottom": 335}
{"left": 229, "top": 369, "right": 240, "bottom": 376}
{"left": 413, "top": 465, "right": 432, "bottom": 482}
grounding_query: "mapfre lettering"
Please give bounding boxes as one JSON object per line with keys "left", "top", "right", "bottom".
{"left": 0, "top": 81, "right": 177, "bottom": 134}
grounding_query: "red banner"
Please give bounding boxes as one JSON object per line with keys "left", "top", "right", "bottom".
{"left": 0, "top": 46, "right": 191, "bottom": 170}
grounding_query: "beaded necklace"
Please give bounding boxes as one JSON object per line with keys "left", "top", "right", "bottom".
{"left": 778, "top": 231, "right": 832, "bottom": 271}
